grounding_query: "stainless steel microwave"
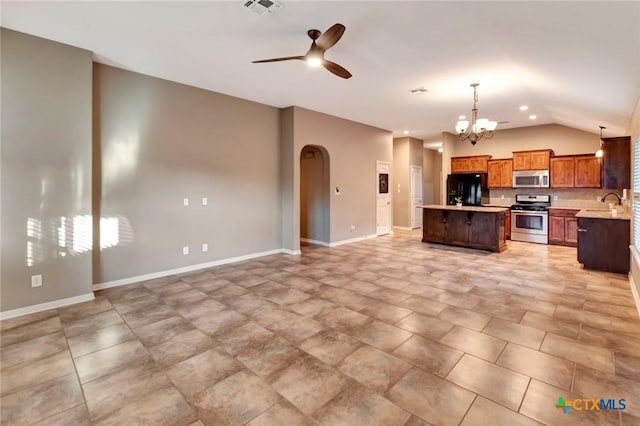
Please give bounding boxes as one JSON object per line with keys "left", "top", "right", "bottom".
{"left": 513, "top": 170, "right": 550, "bottom": 188}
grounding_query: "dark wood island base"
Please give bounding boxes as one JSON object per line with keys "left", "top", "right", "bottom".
{"left": 421, "top": 205, "right": 507, "bottom": 252}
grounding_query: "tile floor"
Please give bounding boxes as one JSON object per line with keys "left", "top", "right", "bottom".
{"left": 1, "top": 230, "right": 639, "bottom": 425}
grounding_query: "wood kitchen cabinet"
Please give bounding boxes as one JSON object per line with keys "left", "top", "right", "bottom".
{"left": 451, "top": 155, "right": 491, "bottom": 173}
{"left": 574, "top": 155, "right": 601, "bottom": 188}
{"left": 550, "top": 156, "right": 575, "bottom": 188}
{"left": 512, "top": 150, "right": 553, "bottom": 171}
{"left": 602, "top": 136, "right": 631, "bottom": 189}
{"left": 577, "top": 216, "right": 630, "bottom": 274}
{"left": 548, "top": 209, "right": 579, "bottom": 247}
{"left": 550, "top": 155, "right": 601, "bottom": 188}
{"left": 488, "top": 159, "right": 513, "bottom": 188}
{"left": 505, "top": 210, "right": 511, "bottom": 240}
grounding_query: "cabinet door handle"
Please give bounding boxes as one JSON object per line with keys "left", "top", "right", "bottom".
{"left": 577, "top": 228, "right": 587, "bottom": 233}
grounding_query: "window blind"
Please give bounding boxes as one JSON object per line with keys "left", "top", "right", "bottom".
{"left": 633, "top": 138, "right": 640, "bottom": 247}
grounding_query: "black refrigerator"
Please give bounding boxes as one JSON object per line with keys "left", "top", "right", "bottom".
{"left": 446, "top": 173, "right": 489, "bottom": 206}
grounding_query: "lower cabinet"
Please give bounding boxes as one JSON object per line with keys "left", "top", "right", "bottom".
{"left": 422, "top": 208, "right": 506, "bottom": 252}
{"left": 577, "top": 217, "right": 630, "bottom": 274}
{"left": 505, "top": 210, "right": 511, "bottom": 240}
{"left": 548, "top": 209, "right": 579, "bottom": 247}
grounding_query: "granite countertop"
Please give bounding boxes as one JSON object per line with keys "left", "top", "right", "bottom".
{"left": 420, "top": 205, "right": 508, "bottom": 213}
{"left": 548, "top": 206, "right": 582, "bottom": 211}
{"left": 576, "top": 209, "right": 631, "bottom": 220}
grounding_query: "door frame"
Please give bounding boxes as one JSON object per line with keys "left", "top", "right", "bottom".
{"left": 376, "top": 160, "right": 392, "bottom": 236}
{"left": 410, "top": 165, "right": 423, "bottom": 229}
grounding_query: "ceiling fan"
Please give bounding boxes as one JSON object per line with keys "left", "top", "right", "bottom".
{"left": 252, "top": 23, "right": 352, "bottom": 79}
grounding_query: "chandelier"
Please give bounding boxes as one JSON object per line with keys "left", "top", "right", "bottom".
{"left": 455, "top": 83, "right": 497, "bottom": 145}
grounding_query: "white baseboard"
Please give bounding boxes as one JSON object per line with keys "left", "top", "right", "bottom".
{"left": 628, "top": 272, "right": 640, "bottom": 320}
{"left": 0, "top": 293, "right": 95, "bottom": 321}
{"left": 300, "top": 238, "right": 330, "bottom": 247}
{"left": 329, "top": 234, "right": 378, "bottom": 247}
{"left": 93, "top": 248, "right": 288, "bottom": 291}
{"left": 393, "top": 226, "right": 413, "bottom": 231}
{"left": 281, "top": 248, "right": 302, "bottom": 255}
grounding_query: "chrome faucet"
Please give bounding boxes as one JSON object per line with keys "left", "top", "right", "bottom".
{"left": 601, "top": 192, "right": 622, "bottom": 205}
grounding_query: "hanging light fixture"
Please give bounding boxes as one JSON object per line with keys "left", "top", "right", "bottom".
{"left": 455, "top": 83, "right": 498, "bottom": 145}
{"left": 595, "top": 125, "right": 605, "bottom": 158}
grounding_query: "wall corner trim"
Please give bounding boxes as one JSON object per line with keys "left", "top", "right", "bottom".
{"left": 0, "top": 293, "right": 95, "bottom": 321}
{"left": 628, "top": 272, "right": 640, "bottom": 320}
{"left": 93, "top": 248, "right": 294, "bottom": 291}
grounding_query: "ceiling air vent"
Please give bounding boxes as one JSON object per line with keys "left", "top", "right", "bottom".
{"left": 242, "top": 0, "right": 283, "bottom": 16}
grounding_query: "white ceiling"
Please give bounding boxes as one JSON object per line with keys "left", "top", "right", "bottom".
{"left": 2, "top": 1, "right": 639, "bottom": 145}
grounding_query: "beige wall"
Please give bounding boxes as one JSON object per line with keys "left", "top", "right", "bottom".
{"left": 94, "top": 64, "right": 282, "bottom": 283}
{"left": 423, "top": 149, "right": 442, "bottom": 206}
{"left": 392, "top": 138, "right": 410, "bottom": 227}
{"left": 1, "top": 29, "right": 93, "bottom": 311}
{"left": 392, "top": 137, "right": 423, "bottom": 227}
{"left": 300, "top": 146, "right": 330, "bottom": 243}
{"left": 281, "top": 107, "right": 393, "bottom": 249}
{"left": 448, "top": 123, "right": 600, "bottom": 159}
{"left": 280, "top": 107, "right": 295, "bottom": 251}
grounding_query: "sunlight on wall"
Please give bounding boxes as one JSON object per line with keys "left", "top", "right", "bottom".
{"left": 25, "top": 215, "right": 133, "bottom": 266}
{"left": 104, "top": 131, "right": 140, "bottom": 187}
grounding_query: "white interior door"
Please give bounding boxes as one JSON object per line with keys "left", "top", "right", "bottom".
{"left": 411, "top": 165, "right": 423, "bottom": 228}
{"left": 376, "top": 161, "right": 391, "bottom": 235}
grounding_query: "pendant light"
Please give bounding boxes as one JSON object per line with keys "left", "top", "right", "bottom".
{"left": 595, "top": 125, "right": 605, "bottom": 158}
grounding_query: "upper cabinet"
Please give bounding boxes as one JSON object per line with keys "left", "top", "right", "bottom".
{"left": 602, "top": 136, "right": 631, "bottom": 189}
{"left": 488, "top": 159, "right": 513, "bottom": 188}
{"left": 574, "top": 155, "right": 601, "bottom": 188}
{"left": 551, "top": 155, "right": 601, "bottom": 188}
{"left": 550, "top": 156, "right": 575, "bottom": 188}
{"left": 512, "top": 150, "right": 553, "bottom": 171}
{"left": 451, "top": 155, "right": 491, "bottom": 174}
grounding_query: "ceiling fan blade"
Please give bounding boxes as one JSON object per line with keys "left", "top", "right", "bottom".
{"left": 316, "top": 23, "right": 345, "bottom": 50}
{"left": 322, "top": 60, "right": 352, "bottom": 79}
{"left": 252, "top": 56, "right": 305, "bottom": 63}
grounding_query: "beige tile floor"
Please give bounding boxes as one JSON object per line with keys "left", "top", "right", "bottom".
{"left": 1, "top": 230, "right": 639, "bottom": 425}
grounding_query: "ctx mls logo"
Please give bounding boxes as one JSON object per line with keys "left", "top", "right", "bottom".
{"left": 555, "top": 396, "right": 626, "bottom": 414}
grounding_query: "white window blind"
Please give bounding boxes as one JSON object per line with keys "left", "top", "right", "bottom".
{"left": 633, "top": 138, "right": 640, "bottom": 247}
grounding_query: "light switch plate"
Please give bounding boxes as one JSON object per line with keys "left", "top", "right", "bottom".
{"left": 182, "top": 246, "right": 189, "bottom": 255}
{"left": 31, "top": 274, "right": 42, "bottom": 288}
{"left": 202, "top": 243, "right": 208, "bottom": 252}
{"left": 202, "top": 197, "right": 208, "bottom": 206}
{"left": 183, "top": 198, "right": 189, "bottom": 206}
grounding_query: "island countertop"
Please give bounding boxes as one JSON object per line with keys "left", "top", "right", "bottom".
{"left": 420, "top": 205, "right": 509, "bottom": 213}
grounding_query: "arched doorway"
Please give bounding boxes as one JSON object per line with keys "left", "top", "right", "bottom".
{"left": 300, "top": 145, "right": 330, "bottom": 245}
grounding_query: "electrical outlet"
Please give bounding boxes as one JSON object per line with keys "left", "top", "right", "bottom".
{"left": 202, "top": 197, "right": 208, "bottom": 206}
{"left": 554, "top": 195, "right": 559, "bottom": 201}
{"left": 596, "top": 196, "right": 601, "bottom": 202}
{"left": 202, "top": 243, "right": 208, "bottom": 252}
{"left": 31, "top": 274, "right": 42, "bottom": 288}
{"left": 183, "top": 198, "right": 189, "bottom": 206}
{"left": 182, "top": 246, "right": 189, "bottom": 255}
{"left": 350, "top": 225, "right": 356, "bottom": 232}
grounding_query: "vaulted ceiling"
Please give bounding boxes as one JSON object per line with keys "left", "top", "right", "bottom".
{"left": 2, "top": 1, "right": 639, "bottom": 144}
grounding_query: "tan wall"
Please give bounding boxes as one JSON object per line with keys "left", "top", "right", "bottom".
{"left": 300, "top": 146, "right": 330, "bottom": 243}
{"left": 280, "top": 107, "right": 295, "bottom": 251}
{"left": 449, "top": 123, "right": 600, "bottom": 158}
{"left": 282, "top": 107, "right": 393, "bottom": 248}
{"left": 392, "top": 138, "right": 410, "bottom": 227}
{"left": 94, "top": 64, "right": 282, "bottom": 283}
{"left": 423, "top": 149, "right": 442, "bottom": 206}
{"left": 1, "top": 29, "right": 93, "bottom": 311}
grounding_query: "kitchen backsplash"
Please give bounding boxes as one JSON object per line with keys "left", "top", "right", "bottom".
{"left": 488, "top": 188, "right": 628, "bottom": 209}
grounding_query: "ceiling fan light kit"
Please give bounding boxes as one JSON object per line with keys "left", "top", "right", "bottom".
{"left": 456, "top": 83, "right": 498, "bottom": 145}
{"left": 252, "top": 23, "right": 352, "bottom": 79}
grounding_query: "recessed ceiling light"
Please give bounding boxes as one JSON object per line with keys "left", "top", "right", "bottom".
{"left": 520, "top": 105, "right": 529, "bottom": 111}
{"left": 458, "top": 115, "right": 466, "bottom": 120}
{"left": 529, "top": 114, "right": 537, "bottom": 120}
{"left": 409, "top": 87, "right": 428, "bottom": 95}
{"left": 403, "top": 130, "right": 410, "bottom": 135}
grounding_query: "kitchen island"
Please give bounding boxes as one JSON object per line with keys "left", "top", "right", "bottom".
{"left": 421, "top": 205, "right": 507, "bottom": 252}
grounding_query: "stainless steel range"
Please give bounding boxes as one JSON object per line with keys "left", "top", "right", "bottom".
{"left": 511, "top": 194, "right": 551, "bottom": 244}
